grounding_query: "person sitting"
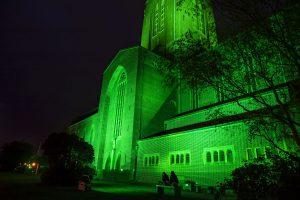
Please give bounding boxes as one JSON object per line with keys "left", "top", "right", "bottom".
{"left": 169, "top": 171, "right": 179, "bottom": 187}
{"left": 162, "top": 172, "right": 170, "bottom": 185}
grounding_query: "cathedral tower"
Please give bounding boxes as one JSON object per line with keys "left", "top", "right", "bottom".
{"left": 141, "top": 0, "right": 217, "bottom": 53}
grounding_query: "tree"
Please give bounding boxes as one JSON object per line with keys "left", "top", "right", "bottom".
{"left": 223, "top": 154, "right": 300, "bottom": 199}
{"left": 211, "top": 0, "right": 299, "bottom": 72}
{"left": 0, "top": 141, "right": 34, "bottom": 171}
{"left": 155, "top": 0, "right": 300, "bottom": 157}
{"left": 41, "top": 132, "right": 95, "bottom": 185}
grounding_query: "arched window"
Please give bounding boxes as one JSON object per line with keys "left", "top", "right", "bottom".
{"left": 219, "top": 150, "right": 225, "bottom": 162}
{"left": 185, "top": 153, "right": 190, "bottom": 164}
{"left": 255, "top": 148, "right": 264, "bottom": 159}
{"left": 180, "top": 154, "right": 184, "bottom": 164}
{"left": 149, "top": 157, "right": 152, "bottom": 165}
{"left": 153, "top": 4, "right": 159, "bottom": 36}
{"left": 160, "top": 0, "right": 165, "bottom": 31}
{"left": 176, "top": 154, "right": 180, "bottom": 164}
{"left": 213, "top": 151, "right": 219, "bottom": 162}
{"left": 227, "top": 150, "right": 233, "bottom": 163}
{"left": 113, "top": 72, "right": 127, "bottom": 137}
{"left": 152, "top": 156, "right": 155, "bottom": 165}
{"left": 171, "top": 155, "right": 175, "bottom": 164}
{"left": 206, "top": 152, "right": 212, "bottom": 163}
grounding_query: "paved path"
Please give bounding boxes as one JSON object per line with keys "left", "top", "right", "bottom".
{"left": 92, "top": 181, "right": 236, "bottom": 200}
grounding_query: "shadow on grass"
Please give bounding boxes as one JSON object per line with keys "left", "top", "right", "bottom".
{"left": 0, "top": 173, "right": 228, "bottom": 200}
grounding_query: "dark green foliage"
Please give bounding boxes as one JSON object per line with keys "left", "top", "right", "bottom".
{"left": 156, "top": 1, "right": 300, "bottom": 152}
{"left": 0, "top": 141, "right": 34, "bottom": 171}
{"left": 41, "top": 132, "right": 95, "bottom": 185}
{"left": 223, "top": 154, "right": 300, "bottom": 199}
{"left": 155, "top": 31, "right": 231, "bottom": 90}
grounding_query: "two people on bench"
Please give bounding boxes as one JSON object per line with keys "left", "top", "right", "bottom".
{"left": 162, "top": 171, "right": 179, "bottom": 186}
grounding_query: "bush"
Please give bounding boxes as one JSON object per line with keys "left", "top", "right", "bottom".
{"left": 223, "top": 154, "right": 300, "bottom": 200}
{"left": 0, "top": 141, "right": 34, "bottom": 171}
{"left": 41, "top": 132, "right": 95, "bottom": 185}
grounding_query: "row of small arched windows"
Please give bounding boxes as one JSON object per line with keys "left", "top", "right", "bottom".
{"left": 205, "top": 149, "right": 234, "bottom": 163}
{"left": 144, "top": 155, "right": 159, "bottom": 166}
{"left": 170, "top": 153, "right": 190, "bottom": 165}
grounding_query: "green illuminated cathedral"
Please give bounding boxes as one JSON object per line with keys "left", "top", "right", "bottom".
{"left": 68, "top": 0, "right": 299, "bottom": 186}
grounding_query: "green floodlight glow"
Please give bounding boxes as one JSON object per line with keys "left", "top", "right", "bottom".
{"left": 141, "top": 0, "right": 217, "bottom": 53}
{"left": 67, "top": 0, "right": 298, "bottom": 186}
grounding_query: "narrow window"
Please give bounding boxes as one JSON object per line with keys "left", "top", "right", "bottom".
{"left": 113, "top": 72, "right": 126, "bottom": 137}
{"left": 206, "top": 152, "right": 212, "bottom": 163}
{"left": 219, "top": 150, "right": 225, "bottom": 162}
{"left": 152, "top": 156, "right": 155, "bottom": 165}
{"left": 144, "top": 157, "right": 148, "bottom": 166}
{"left": 227, "top": 150, "right": 233, "bottom": 163}
{"left": 246, "top": 148, "right": 254, "bottom": 160}
{"left": 153, "top": 4, "right": 159, "bottom": 36}
{"left": 156, "top": 156, "right": 159, "bottom": 165}
{"left": 171, "top": 154, "right": 175, "bottom": 164}
{"left": 180, "top": 154, "right": 184, "bottom": 164}
{"left": 160, "top": 0, "right": 165, "bottom": 31}
{"left": 213, "top": 151, "right": 219, "bottom": 162}
{"left": 185, "top": 153, "right": 190, "bottom": 164}
{"left": 176, "top": 154, "right": 180, "bottom": 164}
{"left": 256, "top": 147, "right": 264, "bottom": 159}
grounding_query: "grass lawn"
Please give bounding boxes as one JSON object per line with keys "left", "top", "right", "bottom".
{"left": 0, "top": 173, "right": 235, "bottom": 200}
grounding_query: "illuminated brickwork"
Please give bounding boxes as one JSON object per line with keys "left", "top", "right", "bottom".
{"left": 141, "top": 0, "right": 216, "bottom": 52}
{"left": 136, "top": 121, "right": 282, "bottom": 185}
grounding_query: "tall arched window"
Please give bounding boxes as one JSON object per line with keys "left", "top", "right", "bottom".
{"left": 176, "top": 154, "right": 180, "bottom": 164}
{"left": 171, "top": 155, "right": 175, "bottom": 164}
{"left": 153, "top": 4, "right": 159, "bottom": 36}
{"left": 160, "top": 0, "right": 165, "bottom": 31}
{"left": 180, "top": 154, "right": 184, "bottom": 164}
{"left": 219, "top": 150, "right": 225, "bottom": 162}
{"left": 206, "top": 152, "right": 212, "bottom": 163}
{"left": 152, "top": 156, "right": 155, "bottom": 165}
{"left": 114, "top": 72, "right": 127, "bottom": 137}
{"left": 227, "top": 150, "right": 233, "bottom": 163}
{"left": 213, "top": 151, "right": 219, "bottom": 162}
{"left": 185, "top": 153, "right": 190, "bottom": 164}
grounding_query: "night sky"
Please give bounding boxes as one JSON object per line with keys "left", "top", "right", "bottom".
{"left": 0, "top": 0, "right": 145, "bottom": 147}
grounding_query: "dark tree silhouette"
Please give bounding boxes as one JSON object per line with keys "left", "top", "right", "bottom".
{"left": 0, "top": 141, "right": 34, "bottom": 171}
{"left": 41, "top": 132, "right": 95, "bottom": 185}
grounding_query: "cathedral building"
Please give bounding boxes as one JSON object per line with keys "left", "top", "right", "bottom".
{"left": 68, "top": 0, "right": 299, "bottom": 186}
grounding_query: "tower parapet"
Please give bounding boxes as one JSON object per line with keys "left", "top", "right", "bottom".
{"left": 141, "top": 0, "right": 217, "bottom": 53}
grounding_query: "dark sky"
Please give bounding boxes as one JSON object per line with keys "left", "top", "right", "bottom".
{"left": 0, "top": 0, "right": 145, "bottom": 147}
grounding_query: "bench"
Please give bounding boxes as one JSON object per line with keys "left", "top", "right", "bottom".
{"left": 156, "top": 184, "right": 182, "bottom": 197}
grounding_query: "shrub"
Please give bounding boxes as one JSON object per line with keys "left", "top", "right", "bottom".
{"left": 41, "top": 132, "right": 95, "bottom": 185}
{"left": 223, "top": 154, "right": 300, "bottom": 199}
{"left": 0, "top": 141, "right": 34, "bottom": 171}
